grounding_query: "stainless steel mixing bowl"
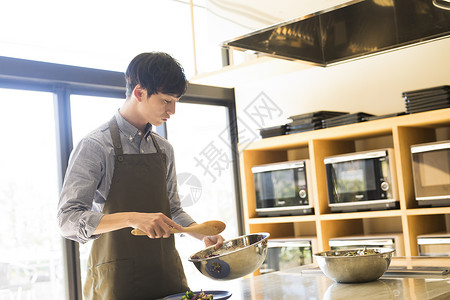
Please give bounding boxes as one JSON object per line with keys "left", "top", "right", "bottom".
{"left": 313, "top": 248, "right": 395, "bottom": 283}
{"left": 188, "top": 232, "right": 270, "bottom": 280}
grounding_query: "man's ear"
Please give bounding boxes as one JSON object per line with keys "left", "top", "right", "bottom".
{"left": 133, "top": 85, "right": 146, "bottom": 102}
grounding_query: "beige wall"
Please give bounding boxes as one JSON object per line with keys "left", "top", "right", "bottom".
{"left": 190, "top": 37, "right": 450, "bottom": 136}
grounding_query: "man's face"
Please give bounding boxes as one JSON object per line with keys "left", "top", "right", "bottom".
{"left": 140, "top": 91, "right": 179, "bottom": 126}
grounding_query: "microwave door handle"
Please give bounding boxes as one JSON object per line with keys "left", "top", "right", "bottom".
{"left": 269, "top": 242, "right": 312, "bottom": 248}
{"left": 418, "top": 238, "right": 450, "bottom": 245}
{"left": 330, "top": 239, "right": 395, "bottom": 247}
{"left": 331, "top": 167, "right": 339, "bottom": 203}
{"left": 359, "top": 239, "right": 394, "bottom": 246}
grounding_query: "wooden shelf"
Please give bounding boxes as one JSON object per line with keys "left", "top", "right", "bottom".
{"left": 239, "top": 108, "right": 450, "bottom": 257}
{"left": 248, "top": 215, "right": 317, "bottom": 224}
{"left": 406, "top": 207, "right": 450, "bottom": 216}
{"left": 319, "top": 210, "right": 403, "bottom": 221}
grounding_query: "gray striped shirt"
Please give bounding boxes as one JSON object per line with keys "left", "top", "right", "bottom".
{"left": 57, "top": 110, "right": 195, "bottom": 243}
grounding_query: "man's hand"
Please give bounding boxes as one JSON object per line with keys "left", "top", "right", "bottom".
{"left": 203, "top": 235, "right": 225, "bottom": 250}
{"left": 184, "top": 223, "right": 225, "bottom": 249}
{"left": 129, "top": 212, "right": 184, "bottom": 239}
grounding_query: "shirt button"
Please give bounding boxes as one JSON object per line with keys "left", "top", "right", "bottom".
{"left": 129, "top": 136, "right": 133, "bottom": 141}
{"left": 141, "top": 149, "right": 144, "bottom": 153}
{"left": 146, "top": 137, "right": 150, "bottom": 142}
{"left": 138, "top": 131, "right": 142, "bottom": 136}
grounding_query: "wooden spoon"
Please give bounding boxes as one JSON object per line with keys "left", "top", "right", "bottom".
{"left": 131, "top": 220, "right": 226, "bottom": 236}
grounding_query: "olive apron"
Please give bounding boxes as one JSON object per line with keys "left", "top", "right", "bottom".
{"left": 83, "top": 116, "right": 189, "bottom": 300}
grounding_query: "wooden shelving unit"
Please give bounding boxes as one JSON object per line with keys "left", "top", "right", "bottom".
{"left": 239, "top": 108, "right": 450, "bottom": 257}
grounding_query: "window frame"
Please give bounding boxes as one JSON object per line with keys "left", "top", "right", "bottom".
{"left": 0, "top": 55, "right": 242, "bottom": 300}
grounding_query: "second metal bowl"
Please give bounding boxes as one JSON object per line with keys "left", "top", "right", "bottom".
{"left": 188, "top": 232, "right": 270, "bottom": 280}
{"left": 313, "top": 248, "right": 394, "bottom": 283}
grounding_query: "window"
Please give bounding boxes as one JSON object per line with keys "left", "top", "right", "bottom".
{"left": 70, "top": 95, "right": 124, "bottom": 146}
{"left": 0, "top": 88, "right": 65, "bottom": 299}
{"left": 167, "top": 102, "right": 240, "bottom": 289}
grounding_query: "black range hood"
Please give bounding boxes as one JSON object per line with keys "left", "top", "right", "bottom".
{"left": 222, "top": 0, "right": 450, "bottom": 66}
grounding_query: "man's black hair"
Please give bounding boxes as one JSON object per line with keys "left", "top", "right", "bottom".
{"left": 125, "top": 52, "right": 187, "bottom": 98}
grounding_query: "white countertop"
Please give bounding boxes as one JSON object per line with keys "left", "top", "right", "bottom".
{"left": 181, "top": 257, "right": 450, "bottom": 300}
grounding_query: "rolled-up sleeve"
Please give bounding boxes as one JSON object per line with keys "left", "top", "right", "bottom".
{"left": 57, "top": 138, "right": 106, "bottom": 244}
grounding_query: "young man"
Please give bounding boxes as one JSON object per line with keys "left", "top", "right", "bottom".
{"left": 57, "top": 52, "right": 224, "bottom": 299}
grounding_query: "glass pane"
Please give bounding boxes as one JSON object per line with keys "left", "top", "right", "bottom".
{"left": 70, "top": 95, "right": 124, "bottom": 146}
{"left": 0, "top": 88, "right": 65, "bottom": 299}
{"left": 69, "top": 95, "right": 124, "bottom": 288}
{"left": 166, "top": 103, "right": 240, "bottom": 290}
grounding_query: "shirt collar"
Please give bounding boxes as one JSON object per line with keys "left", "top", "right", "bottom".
{"left": 115, "top": 110, "right": 152, "bottom": 139}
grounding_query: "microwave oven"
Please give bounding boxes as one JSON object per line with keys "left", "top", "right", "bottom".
{"left": 260, "top": 237, "right": 317, "bottom": 274}
{"left": 411, "top": 140, "right": 450, "bottom": 207}
{"left": 417, "top": 233, "right": 450, "bottom": 256}
{"left": 324, "top": 148, "right": 399, "bottom": 212}
{"left": 252, "top": 160, "right": 314, "bottom": 217}
{"left": 329, "top": 233, "right": 404, "bottom": 256}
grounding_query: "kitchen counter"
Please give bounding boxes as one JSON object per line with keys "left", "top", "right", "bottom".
{"left": 182, "top": 257, "right": 450, "bottom": 300}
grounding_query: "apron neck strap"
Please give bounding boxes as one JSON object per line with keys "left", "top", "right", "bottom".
{"left": 148, "top": 131, "right": 162, "bottom": 153}
{"left": 109, "top": 116, "right": 124, "bottom": 162}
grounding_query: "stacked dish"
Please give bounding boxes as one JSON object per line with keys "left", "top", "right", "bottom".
{"left": 287, "top": 111, "right": 348, "bottom": 134}
{"left": 322, "top": 112, "right": 374, "bottom": 128}
{"left": 403, "top": 85, "right": 450, "bottom": 114}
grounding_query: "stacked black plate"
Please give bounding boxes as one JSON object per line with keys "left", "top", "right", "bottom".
{"left": 403, "top": 85, "right": 450, "bottom": 114}
{"left": 322, "top": 112, "right": 374, "bottom": 128}
{"left": 365, "top": 112, "right": 406, "bottom": 121}
{"left": 287, "top": 111, "right": 348, "bottom": 134}
{"left": 259, "top": 124, "right": 287, "bottom": 138}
